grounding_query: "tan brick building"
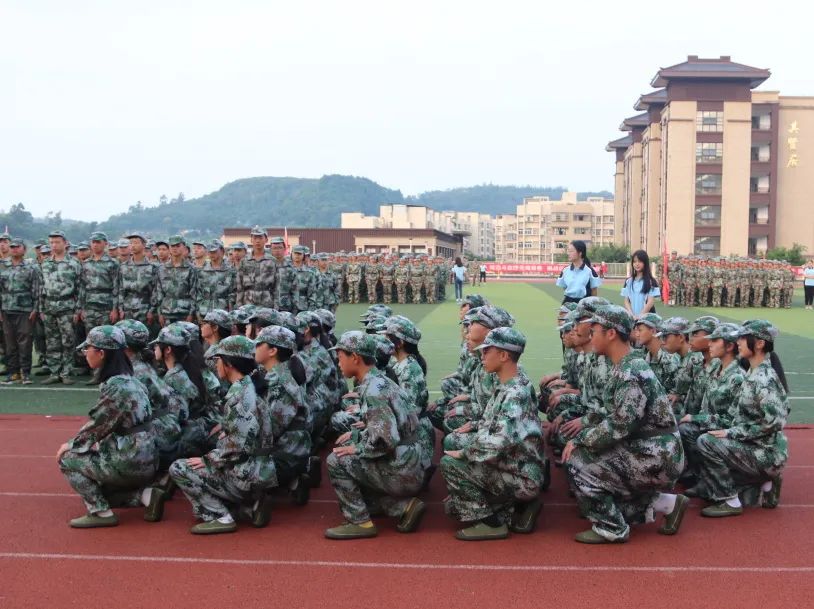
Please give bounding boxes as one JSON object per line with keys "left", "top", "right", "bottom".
{"left": 494, "top": 192, "right": 615, "bottom": 262}
{"left": 608, "top": 55, "right": 814, "bottom": 257}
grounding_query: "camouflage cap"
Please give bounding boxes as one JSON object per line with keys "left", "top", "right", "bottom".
{"left": 173, "top": 321, "right": 201, "bottom": 340}
{"left": 656, "top": 316, "right": 690, "bottom": 337}
{"left": 688, "top": 315, "right": 720, "bottom": 335}
{"left": 707, "top": 322, "right": 741, "bottom": 342}
{"left": 126, "top": 231, "right": 146, "bottom": 241}
{"left": 558, "top": 302, "right": 579, "bottom": 315}
{"left": 48, "top": 230, "right": 66, "bottom": 239}
{"left": 35, "top": 239, "right": 47, "bottom": 247}
{"left": 360, "top": 304, "right": 393, "bottom": 320}
{"left": 77, "top": 325, "right": 127, "bottom": 351}
{"left": 255, "top": 325, "right": 297, "bottom": 351}
{"left": 269, "top": 236, "right": 285, "bottom": 245}
{"left": 250, "top": 225, "right": 268, "bottom": 237}
{"left": 634, "top": 313, "right": 663, "bottom": 330}
{"left": 558, "top": 309, "right": 579, "bottom": 332}
{"left": 203, "top": 309, "right": 232, "bottom": 328}
{"left": 467, "top": 305, "right": 515, "bottom": 330}
{"left": 462, "top": 294, "right": 489, "bottom": 309}
{"left": 231, "top": 307, "right": 255, "bottom": 326}
{"left": 0, "top": 232, "right": 9, "bottom": 241}
{"left": 589, "top": 304, "right": 634, "bottom": 336}
{"left": 146, "top": 239, "right": 156, "bottom": 248}
{"left": 9, "top": 237, "right": 24, "bottom": 248}
{"left": 191, "top": 238, "right": 206, "bottom": 247}
{"left": 67, "top": 246, "right": 78, "bottom": 255}
{"left": 737, "top": 319, "right": 779, "bottom": 343}
{"left": 117, "top": 239, "right": 130, "bottom": 248}
{"left": 40, "top": 244, "right": 51, "bottom": 254}
{"left": 149, "top": 324, "right": 191, "bottom": 347}
{"left": 168, "top": 235, "right": 185, "bottom": 246}
{"left": 248, "top": 307, "right": 282, "bottom": 326}
{"left": 207, "top": 239, "right": 224, "bottom": 252}
{"left": 89, "top": 231, "right": 108, "bottom": 242}
{"left": 380, "top": 315, "right": 421, "bottom": 344}
{"left": 108, "top": 243, "right": 119, "bottom": 251}
{"left": 213, "top": 335, "right": 256, "bottom": 359}
{"left": 231, "top": 240, "right": 247, "bottom": 251}
{"left": 154, "top": 238, "right": 169, "bottom": 247}
{"left": 115, "top": 319, "right": 150, "bottom": 347}
{"left": 292, "top": 244, "right": 308, "bottom": 254}
{"left": 331, "top": 330, "right": 377, "bottom": 359}
{"left": 475, "top": 327, "right": 526, "bottom": 354}
{"left": 275, "top": 311, "right": 299, "bottom": 334}
{"left": 575, "top": 296, "right": 611, "bottom": 321}
{"left": 364, "top": 314, "right": 388, "bottom": 333}
{"left": 77, "top": 241, "right": 90, "bottom": 251}
{"left": 296, "top": 310, "right": 322, "bottom": 328}
{"left": 372, "top": 334, "right": 395, "bottom": 359}
{"left": 314, "top": 308, "right": 336, "bottom": 330}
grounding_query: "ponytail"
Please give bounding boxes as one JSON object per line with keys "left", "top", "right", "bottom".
{"left": 274, "top": 346, "right": 307, "bottom": 386}
{"left": 404, "top": 342, "right": 428, "bottom": 376}
{"left": 769, "top": 351, "right": 789, "bottom": 393}
{"left": 221, "top": 355, "right": 269, "bottom": 395}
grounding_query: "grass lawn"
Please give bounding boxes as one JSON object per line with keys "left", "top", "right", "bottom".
{"left": 2, "top": 280, "right": 813, "bottom": 422}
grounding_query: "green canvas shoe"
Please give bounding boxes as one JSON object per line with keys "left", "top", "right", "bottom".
{"left": 701, "top": 502, "right": 743, "bottom": 518}
{"left": 574, "top": 529, "right": 627, "bottom": 544}
{"left": 761, "top": 476, "right": 782, "bottom": 509}
{"left": 143, "top": 488, "right": 167, "bottom": 523}
{"left": 41, "top": 375, "right": 61, "bottom": 385}
{"left": 191, "top": 519, "right": 237, "bottom": 535}
{"left": 324, "top": 522, "right": 378, "bottom": 540}
{"left": 396, "top": 498, "right": 427, "bottom": 533}
{"left": 509, "top": 498, "right": 543, "bottom": 534}
{"left": 455, "top": 521, "right": 509, "bottom": 541}
{"left": 70, "top": 513, "right": 119, "bottom": 528}
{"left": 658, "top": 494, "right": 689, "bottom": 535}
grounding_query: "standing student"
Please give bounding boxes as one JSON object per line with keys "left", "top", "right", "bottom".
{"left": 556, "top": 240, "right": 601, "bottom": 304}
{"left": 621, "top": 250, "right": 660, "bottom": 317}
{"left": 451, "top": 257, "right": 467, "bottom": 303}
{"left": 479, "top": 263, "right": 487, "bottom": 283}
{"left": 804, "top": 259, "right": 814, "bottom": 310}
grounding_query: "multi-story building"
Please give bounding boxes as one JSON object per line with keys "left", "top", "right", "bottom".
{"left": 607, "top": 55, "right": 814, "bottom": 257}
{"left": 342, "top": 204, "right": 495, "bottom": 259}
{"left": 494, "top": 192, "right": 615, "bottom": 262}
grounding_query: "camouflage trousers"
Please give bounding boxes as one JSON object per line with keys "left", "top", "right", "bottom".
{"left": 784, "top": 287, "right": 794, "bottom": 308}
{"left": 566, "top": 435, "right": 684, "bottom": 541}
{"left": 32, "top": 316, "right": 46, "bottom": 363}
{"left": 43, "top": 311, "right": 76, "bottom": 377}
{"left": 712, "top": 286, "right": 724, "bottom": 307}
{"left": 443, "top": 428, "right": 475, "bottom": 452}
{"left": 381, "top": 281, "right": 393, "bottom": 304}
{"left": 441, "top": 455, "right": 539, "bottom": 523}
{"left": 695, "top": 433, "right": 783, "bottom": 502}
{"left": 347, "top": 279, "right": 362, "bottom": 304}
{"left": 169, "top": 458, "right": 276, "bottom": 521}
{"left": 82, "top": 308, "right": 111, "bottom": 332}
{"left": 417, "top": 417, "right": 436, "bottom": 469}
{"left": 683, "top": 286, "right": 696, "bottom": 307}
{"left": 678, "top": 421, "right": 706, "bottom": 482}
{"left": 326, "top": 446, "right": 423, "bottom": 524}
{"left": 2, "top": 312, "right": 33, "bottom": 375}
{"left": 330, "top": 409, "right": 361, "bottom": 434}
{"left": 409, "top": 280, "right": 423, "bottom": 304}
{"left": 59, "top": 441, "right": 158, "bottom": 514}
{"left": 423, "top": 278, "right": 436, "bottom": 304}
{"left": 177, "top": 418, "right": 218, "bottom": 458}
{"left": 366, "top": 280, "right": 379, "bottom": 303}
{"left": 153, "top": 414, "right": 183, "bottom": 471}
{"left": 738, "top": 285, "right": 752, "bottom": 307}
{"left": 395, "top": 281, "right": 408, "bottom": 304}
{"left": 768, "top": 287, "right": 781, "bottom": 308}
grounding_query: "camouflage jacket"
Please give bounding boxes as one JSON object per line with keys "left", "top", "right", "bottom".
{"left": 365, "top": 263, "right": 379, "bottom": 282}
{"left": 197, "top": 260, "right": 236, "bottom": 315}
{"left": 379, "top": 262, "right": 395, "bottom": 283}
{"left": 235, "top": 255, "right": 277, "bottom": 308}
{"left": 559, "top": 352, "right": 610, "bottom": 421}
{"left": 683, "top": 357, "right": 722, "bottom": 416}
{"left": 393, "top": 355, "right": 429, "bottom": 415}
{"left": 645, "top": 348, "right": 680, "bottom": 394}
{"left": 316, "top": 269, "right": 340, "bottom": 308}
{"left": 291, "top": 264, "right": 317, "bottom": 312}
{"left": 0, "top": 260, "right": 41, "bottom": 313}
{"left": 300, "top": 340, "right": 342, "bottom": 409}
{"left": 346, "top": 262, "right": 363, "bottom": 281}
{"left": 274, "top": 258, "right": 296, "bottom": 312}
{"left": 394, "top": 265, "right": 410, "bottom": 284}
{"left": 352, "top": 368, "right": 419, "bottom": 459}
{"left": 40, "top": 255, "right": 82, "bottom": 314}
{"left": 118, "top": 258, "right": 157, "bottom": 316}
{"left": 461, "top": 373, "right": 543, "bottom": 486}
{"left": 153, "top": 261, "right": 198, "bottom": 317}
{"left": 66, "top": 374, "right": 154, "bottom": 455}
{"left": 163, "top": 364, "right": 200, "bottom": 422}
{"left": 79, "top": 255, "right": 120, "bottom": 312}
{"left": 133, "top": 359, "right": 187, "bottom": 421}
{"left": 725, "top": 360, "right": 788, "bottom": 470}
{"left": 690, "top": 358, "right": 745, "bottom": 430}
{"left": 409, "top": 264, "right": 425, "bottom": 280}
{"left": 572, "top": 353, "right": 678, "bottom": 452}
{"left": 264, "top": 362, "right": 311, "bottom": 464}
{"left": 671, "top": 350, "right": 705, "bottom": 416}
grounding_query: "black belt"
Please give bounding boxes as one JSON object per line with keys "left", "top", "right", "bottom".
{"left": 562, "top": 296, "right": 582, "bottom": 304}
{"left": 631, "top": 425, "right": 677, "bottom": 440}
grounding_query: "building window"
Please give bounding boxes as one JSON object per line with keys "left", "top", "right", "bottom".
{"left": 694, "top": 236, "right": 720, "bottom": 257}
{"left": 696, "top": 143, "right": 723, "bottom": 163}
{"left": 695, "top": 173, "right": 722, "bottom": 195}
{"left": 695, "top": 205, "right": 721, "bottom": 226}
{"left": 574, "top": 228, "right": 590, "bottom": 235}
{"left": 696, "top": 111, "right": 723, "bottom": 132}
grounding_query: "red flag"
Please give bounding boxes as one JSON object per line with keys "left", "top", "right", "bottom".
{"left": 283, "top": 227, "right": 290, "bottom": 255}
{"left": 661, "top": 239, "right": 671, "bottom": 305}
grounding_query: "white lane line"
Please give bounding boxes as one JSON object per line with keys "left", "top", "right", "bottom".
{"left": 1, "top": 552, "right": 813, "bottom": 573}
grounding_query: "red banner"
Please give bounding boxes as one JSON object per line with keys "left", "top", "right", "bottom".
{"left": 485, "top": 263, "right": 568, "bottom": 275}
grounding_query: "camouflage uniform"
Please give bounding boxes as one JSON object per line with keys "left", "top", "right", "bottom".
{"left": 196, "top": 258, "right": 236, "bottom": 316}
{"left": 682, "top": 262, "right": 696, "bottom": 307}
{"left": 409, "top": 259, "right": 425, "bottom": 304}
{"left": 79, "top": 253, "right": 120, "bottom": 332}
{"left": 41, "top": 253, "right": 82, "bottom": 378}
{"left": 442, "top": 328, "right": 543, "bottom": 524}
{"left": 394, "top": 258, "right": 411, "bottom": 304}
{"left": 153, "top": 259, "right": 198, "bottom": 324}
{"left": 711, "top": 263, "right": 725, "bottom": 307}
{"left": 327, "top": 332, "right": 425, "bottom": 524}
{"left": 645, "top": 348, "right": 680, "bottom": 394}
{"left": 235, "top": 254, "right": 277, "bottom": 309}
{"left": 59, "top": 326, "right": 158, "bottom": 513}
{"left": 298, "top": 314, "right": 342, "bottom": 434}
{"left": 736, "top": 263, "right": 752, "bottom": 307}
{"left": 291, "top": 253, "right": 318, "bottom": 314}
{"left": 315, "top": 256, "right": 340, "bottom": 313}
{"left": 783, "top": 264, "right": 794, "bottom": 308}
{"left": 0, "top": 253, "right": 41, "bottom": 377}
{"left": 346, "top": 258, "right": 363, "bottom": 304}
{"left": 365, "top": 257, "right": 380, "bottom": 303}
{"left": 171, "top": 345, "right": 279, "bottom": 521}
{"left": 118, "top": 256, "right": 157, "bottom": 324}
{"left": 696, "top": 322, "right": 787, "bottom": 502}
{"left": 379, "top": 258, "right": 395, "bottom": 304}
{"left": 423, "top": 260, "right": 437, "bottom": 304}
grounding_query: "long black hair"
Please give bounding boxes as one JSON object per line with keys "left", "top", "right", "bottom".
{"left": 455, "top": 257, "right": 463, "bottom": 267}
{"left": 98, "top": 349, "right": 134, "bottom": 383}
{"left": 744, "top": 336, "right": 789, "bottom": 392}
{"left": 630, "top": 249, "right": 658, "bottom": 293}
{"left": 387, "top": 334, "right": 428, "bottom": 376}
{"left": 570, "top": 240, "right": 594, "bottom": 271}
{"left": 162, "top": 343, "right": 208, "bottom": 402}
{"left": 307, "top": 320, "right": 334, "bottom": 351}
{"left": 275, "top": 346, "right": 307, "bottom": 386}
{"left": 221, "top": 355, "right": 269, "bottom": 395}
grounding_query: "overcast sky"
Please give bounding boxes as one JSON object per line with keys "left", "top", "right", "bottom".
{"left": 3, "top": 0, "right": 810, "bottom": 221}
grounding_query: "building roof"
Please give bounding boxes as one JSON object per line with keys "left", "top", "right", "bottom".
{"left": 651, "top": 55, "right": 770, "bottom": 88}
{"left": 605, "top": 135, "right": 633, "bottom": 151}
{"left": 634, "top": 88, "right": 667, "bottom": 111}
{"left": 619, "top": 112, "right": 650, "bottom": 131}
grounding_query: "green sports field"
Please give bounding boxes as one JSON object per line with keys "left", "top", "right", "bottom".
{"left": 2, "top": 281, "right": 813, "bottom": 422}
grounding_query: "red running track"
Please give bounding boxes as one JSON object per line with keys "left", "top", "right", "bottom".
{"left": 1, "top": 414, "right": 813, "bottom": 609}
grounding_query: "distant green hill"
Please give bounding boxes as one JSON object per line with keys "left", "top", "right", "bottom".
{"left": 2, "top": 175, "right": 612, "bottom": 243}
